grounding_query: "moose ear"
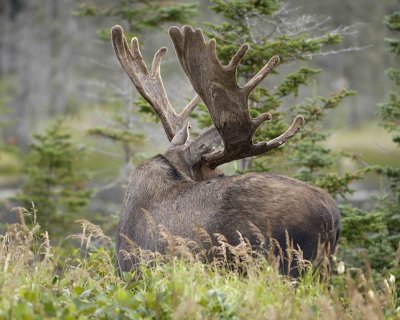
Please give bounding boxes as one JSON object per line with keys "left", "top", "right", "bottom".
{"left": 184, "top": 126, "right": 222, "bottom": 166}
{"left": 170, "top": 122, "right": 191, "bottom": 147}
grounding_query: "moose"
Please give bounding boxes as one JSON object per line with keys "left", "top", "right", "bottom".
{"left": 112, "top": 25, "right": 341, "bottom": 277}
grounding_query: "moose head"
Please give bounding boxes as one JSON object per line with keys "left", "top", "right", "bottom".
{"left": 112, "top": 25, "right": 340, "bottom": 277}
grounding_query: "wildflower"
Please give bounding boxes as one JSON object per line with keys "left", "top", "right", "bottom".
{"left": 383, "top": 279, "right": 390, "bottom": 291}
{"left": 388, "top": 274, "right": 395, "bottom": 284}
{"left": 367, "top": 290, "right": 375, "bottom": 300}
{"left": 337, "top": 261, "right": 345, "bottom": 274}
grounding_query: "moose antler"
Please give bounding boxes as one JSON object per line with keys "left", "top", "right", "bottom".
{"left": 169, "top": 26, "right": 305, "bottom": 168}
{"left": 111, "top": 25, "right": 200, "bottom": 141}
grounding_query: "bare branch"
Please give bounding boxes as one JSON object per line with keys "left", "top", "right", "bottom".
{"left": 304, "top": 45, "right": 373, "bottom": 58}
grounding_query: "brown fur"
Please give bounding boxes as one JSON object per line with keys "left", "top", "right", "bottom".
{"left": 112, "top": 25, "right": 340, "bottom": 277}
{"left": 116, "top": 147, "right": 341, "bottom": 276}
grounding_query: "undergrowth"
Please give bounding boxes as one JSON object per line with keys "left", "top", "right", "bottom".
{"left": 0, "top": 206, "right": 398, "bottom": 320}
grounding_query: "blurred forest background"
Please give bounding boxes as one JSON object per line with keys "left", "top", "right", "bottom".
{"left": 1, "top": 1, "right": 400, "bottom": 317}
{"left": 0, "top": 0, "right": 399, "bottom": 241}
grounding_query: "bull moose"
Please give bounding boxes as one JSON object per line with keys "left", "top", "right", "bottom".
{"left": 112, "top": 25, "right": 341, "bottom": 277}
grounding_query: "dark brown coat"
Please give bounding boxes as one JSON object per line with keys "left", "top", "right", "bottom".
{"left": 116, "top": 152, "right": 340, "bottom": 276}
{"left": 111, "top": 25, "right": 341, "bottom": 277}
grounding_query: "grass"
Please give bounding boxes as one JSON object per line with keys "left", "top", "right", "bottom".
{"left": 0, "top": 150, "right": 21, "bottom": 185}
{"left": 327, "top": 121, "right": 400, "bottom": 168}
{"left": 0, "top": 207, "right": 398, "bottom": 320}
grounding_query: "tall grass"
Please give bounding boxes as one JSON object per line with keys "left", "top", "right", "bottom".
{"left": 0, "top": 206, "right": 398, "bottom": 319}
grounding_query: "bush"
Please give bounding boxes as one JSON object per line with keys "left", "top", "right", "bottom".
{"left": 0, "top": 206, "right": 397, "bottom": 319}
{"left": 15, "top": 121, "right": 92, "bottom": 238}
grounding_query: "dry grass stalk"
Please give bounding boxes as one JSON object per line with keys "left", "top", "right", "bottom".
{"left": 67, "top": 219, "right": 112, "bottom": 251}
{"left": 117, "top": 219, "right": 337, "bottom": 280}
{"left": 0, "top": 207, "right": 396, "bottom": 319}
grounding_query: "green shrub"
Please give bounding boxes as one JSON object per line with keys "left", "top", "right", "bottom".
{"left": 0, "top": 207, "right": 397, "bottom": 319}
{"left": 15, "top": 121, "right": 92, "bottom": 237}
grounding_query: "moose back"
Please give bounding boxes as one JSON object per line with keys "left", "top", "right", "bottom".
{"left": 111, "top": 25, "right": 341, "bottom": 276}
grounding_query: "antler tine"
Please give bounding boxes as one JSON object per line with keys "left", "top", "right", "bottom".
{"left": 151, "top": 47, "right": 167, "bottom": 77}
{"left": 227, "top": 43, "right": 249, "bottom": 71}
{"left": 169, "top": 26, "right": 304, "bottom": 169}
{"left": 259, "top": 115, "right": 305, "bottom": 151}
{"left": 242, "top": 55, "right": 280, "bottom": 95}
{"left": 202, "top": 115, "right": 305, "bottom": 166}
{"left": 111, "top": 25, "right": 200, "bottom": 141}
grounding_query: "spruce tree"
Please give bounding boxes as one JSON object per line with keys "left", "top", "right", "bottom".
{"left": 76, "top": 0, "right": 197, "bottom": 39}
{"left": 335, "top": 10, "right": 400, "bottom": 281}
{"left": 15, "top": 121, "right": 92, "bottom": 237}
{"left": 77, "top": 0, "right": 396, "bottom": 277}
{"left": 76, "top": 0, "right": 197, "bottom": 173}
{"left": 376, "top": 10, "right": 400, "bottom": 289}
{"left": 199, "top": 0, "right": 366, "bottom": 196}
{"left": 378, "top": 11, "right": 400, "bottom": 249}
{"left": 201, "top": 1, "right": 399, "bottom": 276}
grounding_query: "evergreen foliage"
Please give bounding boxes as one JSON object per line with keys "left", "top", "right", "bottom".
{"left": 76, "top": 0, "right": 197, "bottom": 168}
{"left": 15, "top": 121, "right": 92, "bottom": 236}
{"left": 339, "top": 9, "right": 400, "bottom": 298}
{"left": 75, "top": 0, "right": 197, "bottom": 40}
{"left": 375, "top": 9, "right": 400, "bottom": 290}
{"left": 339, "top": 204, "right": 394, "bottom": 271}
{"left": 87, "top": 109, "right": 145, "bottom": 165}
{"left": 287, "top": 90, "right": 366, "bottom": 197}
{"left": 202, "top": 1, "right": 400, "bottom": 290}
{"left": 75, "top": 0, "right": 399, "bottom": 296}
{"left": 2, "top": 1, "right": 400, "bottom": 317}
{"left": 202, "top": 0, "right": 362, "bottom": 199}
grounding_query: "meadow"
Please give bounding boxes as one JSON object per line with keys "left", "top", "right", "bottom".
{"left": 1, "top": 1, "right": 400, "bottom": 319}
{"left": 0, "top": 206, "right": 398, "bottom": 320}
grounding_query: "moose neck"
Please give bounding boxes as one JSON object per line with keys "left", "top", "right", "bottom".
{"left": 127, "top": 155, "right": 189, "bottom": 205}
{"left": 163, "top": 145, "right": 224, "bottom": 182}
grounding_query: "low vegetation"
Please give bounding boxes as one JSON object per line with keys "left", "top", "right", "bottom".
{"left": 0, "top": 207, "right": 398, "bottom": 319}
{"left": 0, "top": 2, "right": 399, "bottom": 319}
